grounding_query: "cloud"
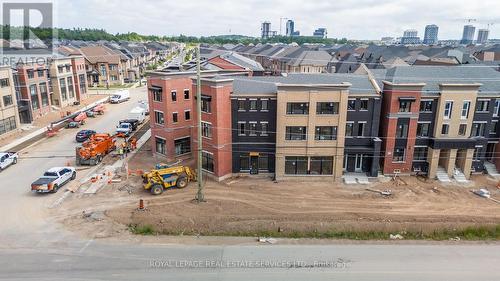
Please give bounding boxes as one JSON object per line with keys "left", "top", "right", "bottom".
{"left": 55, "top": 0, "right": 500, "bottom": 40}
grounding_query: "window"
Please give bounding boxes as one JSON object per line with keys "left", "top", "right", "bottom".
{"left": 396, "top": 123, "right": 408, "bottom": 138}
{"left": 249, "top": 99, "right": 257, "bottom": 111}
{"left": 316, "top": 102, "right": 339, "bottom": 114}
{"left": 109, "top": 64, "right": 117, "bottom": 70}
{"left": 238, "top": 122, "right": 246, "bottom": 136}
{"left": 441, "top": 124, "right": 449, "bottom": 135}
{"left": 37, "top": 69, "right": 44, "bottom": 77}
{"left": 345, "top": 122, "right": 354, "bottom": 137}
{"left": 494, "top": 100, "right": 500, "bottom": 117}
{"left": 315, "top": 126, "right": 337, "bottom": 140}
{"left": 238, "top": 99, "right": 246, "bottom": 111}
{"left": 310, "top": 157, "right": 333, "bottom": 175}
{"left": 473, "top": 147, "right": 481, "bottom": 161}
{"left": 399, "top": 101, "right": 412, "bottom": 112}
{"left": 258, "top": 154, "right": 269, "bottom": 171}
{"left": 184, "top": 110, "right": 191, "bottom": 121}
{"left": 471, "top": 123, "right": 486, "bottom": 137}
{"left": 201, "top": 97, "right": 211, "bottom": 113}
{"left": 154, "top": 111, "right": 164, "bottom": 125}
{"left": 285, "top": 156, "right": 308, "bottom": 175}
{"left": 39, "top": 83, "right": 49, "bottom": 106}
{"left": 461, "top": 101, "right": 471, "bottom": 119}
{"left": 67, "top": 77, "right": 74, "bottom": 99}
{"left": 79, "top": 74, "right": 87, "bottom": 94}
{"left": 260, "top": 122, "right": 268, "bottom": 136}
{"left": 239, "top": 154, "right": 250, "bottom": 171}
{"left": 202, "top": 151, "right": 214, "bottom": 172}
{"left": 0, "top": 116, "right": 17, "bottom": 135}
{"left": 172, "top": 112, "right": 178, "bottom": 123}
{"left": 476, "top": 100, "right": 489, "bottom": 112}
{"left": 27, "top": 70, "right": 35, "bottom": 79}
{"left": 3, "top": 95, "right": 13, "bottom": 107}
{"left": 444, "top": 101, "right": 453, "bottom": 119}
{"left": 202, "top": 122, "right": 212, "bottom": 138}
{"left": 347, "top": 99, "right": 356, "bottom": 110}
{"left": 357, "top": 122, "right": 366, "bottom": 137}
{"left": 0, "top": 78, "right": 9, "bottom": 87}
{"left": 171, "top": 91, "right": 177, "bottom": 101}
{"left": 420, "top": 100, "right": 433, "bottom": 112}
{"left": 174, "top": 137, "right": 191, "bottom": 156}
{"left": 110, "top": 75, "right": 117, "bottom": 81}
{"left": 459, "top": 124, "right": 467, "bottom": 136}
{"left": 99, "top": 65, "right": 106, "bottom": 76}
{"left": 393, "top": 148, "right": 405, "bottom": 162}
{"left": 58, "top": 66, "right": 64, "bottom": 74}
{"left": 249, "top": 122, "right": 257, "bottom": 136}
{"left": 30, "top": 85, "right": 39, "bottom": 110}
{"left": 417, "top": 123, "right": 430, "bottom": 137}
{"left": 360, "top": 99, "right": 368, "bottom": 111}
{"left": 286, "top": 102, "right": 309, "bottom": 114}
{"left": 414, "top": 147, "right": 428, "bottom": 161}
{"left": 285, "top": 126, "right": 307, "bottom": 140}
{"left": 152, "top": 89, "right": 162, "bottom": 102}
{"left": 184, "top": 89, "right": 190, "bottom": 99}
{"left": 261, "top": 99, "right": 269, "bottom": 111}
{"left": 491, "top": 121, "right": 498, "bottom": 134}
{"left": 155, "top": 137, "right": 166, "bottom": 155}
{"left": 59, "top": 78, "right": 67, "bottom": 101}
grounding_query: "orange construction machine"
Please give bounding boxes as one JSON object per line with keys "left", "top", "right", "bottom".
{"left": 76, "top": 133, "right": 118, "bottom": 165}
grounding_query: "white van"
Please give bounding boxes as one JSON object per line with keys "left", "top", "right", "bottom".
{"left": 109, "top": 90, "right": 130, "bottom": 104}
{"left": 128, "top": 107, "right": 147, "bottom": 124}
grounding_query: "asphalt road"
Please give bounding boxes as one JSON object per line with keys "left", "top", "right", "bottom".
{"left": 1, "top": 85, "right": 500, "bottom": 281}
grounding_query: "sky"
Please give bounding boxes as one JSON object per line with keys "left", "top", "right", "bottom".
{"left": 49, "top": 0, "right": 500, "bottom": 40}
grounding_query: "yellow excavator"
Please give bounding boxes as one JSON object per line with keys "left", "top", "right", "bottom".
{"left": 142, "top": 163, "right": 197, "bottom": 195}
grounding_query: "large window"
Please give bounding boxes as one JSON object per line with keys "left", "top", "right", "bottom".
{"left": 414, "top": 147, "right": 428, "bottom": 161}
{"left": 238, "top": 99, "right": 246, "bottom": 111}
{"left": 476, "top": 100, "right": 489, "bottom": 112}
{"left": 471, "top": 122, "right": 486, "bottom": 137}
{"left": 444, "top": 101, "right": 453, "bottom": 119}
{"left": 357, "top": 122, "right": 366, "bottom": 137}
{"left": 393, "top": 147, "right": 405, "bottom": 162}
{"left": 39, "top": 83, "right": 49, "bottom": 106}
{"left": 0, "top": 116, "right": 17, "bottom": 135}
{"left": 239, "top": 154, "right": 250, "bottom": 171}
{"left": 310, "top": 157, "right": 333, "bottom": 175}
{"left": 347, "top": 99, "right": 356, "bottom": 110}
{"left": 315, "top": 126, "right": 337, "bottom": 140}
{"left": 155, "top": 137, "right": 166, "bottom": 155}
{"left": 285, "top": 156, "right": 308, "bottom": 175}
{"left": 285, "top": 126, "right": 307, "bottom": 140}
{"left": 2, "top": 95, "right": 13, "bottom": 107}
{"left": 316, "top": 102, "right": 339, "bottom": 114}
{"left": 345, "top": 122, "right": 354, "bottom": 137}
{"left": 238, "top": 122, "right": 246, "bottom": 136}
{"left": 461, "top": 101, "right": 471, "bottom": 119}
{"left": 261, "top": 122, "right": 268, "bottom": 136}
{"left": 399, "top": 101, "right": 412, "bottom": 112}
{"left": 59, "top": 78, "right": 67, "bottom": 101}
{"left": 248, "top": 122, "right": 257, "bottom": 136}
{"left": 201, "top": 97, "right": 211, "bottom": 113}
{"left": 202, "top": 151, "right": 214, "bottom": 172}
{"left": 78, "top": 74, "right": 87, "bottom": 94}
{"left": 174, "top": 137, "right": 191, "bottom": 156}
{"left": 360, "top": 99, "right": 368, "bottom": 111}
{"left": 202, "top": 122, "right": 212, "bottom": 138}
{"left": 0, "top": 78, "right": 9, "bottom": 87}
{"left": 420, "top": 100, "right": 433, "bottom": 112}
{"left": 30, "top": 85, "right": 39, "bottom": 110}
{"left": 154, "top": 111, "right": 164, "bottom": 125}
{"left": 27, "top": 70, "right": 35, "bottom": 79}
{"left": 37, "top": 69, "right": 44, "bottom": 77}
{"left": 152, "top": 88, "right": 162, "bottom": 102}
{"left": 286, "top": 102, "right": 309, "bottom": 114}
{"left": 396, "top": 122, "right": 408, "bottom": 138}
{"left": 417, "top": 123, "right": 430, "bottom": 137}
{"left": 249, "top": 99, "right": 257, "bottom": 111}
{"left": 261, "top": 99, "right": 269, "bottom": 111}
{"left": 67, "top": 77, "right": 74, "bottom": 99}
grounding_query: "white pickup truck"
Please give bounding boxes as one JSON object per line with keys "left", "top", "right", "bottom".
{"left": 0, "top": 152, "right": 18, "bottom": 171}
{"left": 31, "top": 167, "right": 76, "bottom": 193}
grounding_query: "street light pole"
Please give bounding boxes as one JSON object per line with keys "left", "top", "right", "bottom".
{"left": 195, "top": 44, "right": 204, "bottom": 203}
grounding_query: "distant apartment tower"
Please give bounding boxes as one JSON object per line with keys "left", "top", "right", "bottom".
{"left": 423, "top": 24, "right": 439, "bottom": 45}
{"left": 461, "top": 25, "right": 476, "bottom": 45}
{"left": 477, "top": 29, "right": 489, "bottom": 44}
{"left": 286, "top": 20, "right": 294, "bottom": 36}
{"left": 401, "top": 29, "right": 420, "bottom": 44}
{"left": 261, "top": 21, "right": 271, "bottom": 39}
{"left": 313, "top": 28, "right": 327, "bottom": 39}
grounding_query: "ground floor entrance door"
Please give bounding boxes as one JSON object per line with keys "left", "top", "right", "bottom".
{"left": 250, "top": 155, "right": 259, "bottom": 174}
{"left": 355, "top": 154, "right": 364, "bottom": 172}
{"left": 486, "top": 143, "right": 496, "bottom": 162}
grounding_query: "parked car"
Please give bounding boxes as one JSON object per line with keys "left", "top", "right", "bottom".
{"left": 109, "top": 90, "right": 130, "bottom": 104}
{"left": 128, "top": 107, "right": 147, "bottom": 124}
{"left": 76, "top": 130, "right": 96, "bottom": 142}
{"left": 116, "top": 122, "right": 134, "bottom": 136}
{"left": 31, "top": 167, "right": 76, "bottom": 193}
{"left": 0, "top": 152, "right": 18, "bottom": 171}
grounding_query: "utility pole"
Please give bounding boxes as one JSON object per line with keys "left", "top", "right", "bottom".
{"left": 195, "top": 44, "right": 204, "bottom": 203}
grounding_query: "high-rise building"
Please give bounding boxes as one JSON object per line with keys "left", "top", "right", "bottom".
{"left": 461, "top": 25, "right": 476, "bottom": 45}
{"left": 286, "top": 20, "right": 294, "bottom": 37}
{"left": 261, "top": 21, "right": 271, "bottom": 39}
{"left": 477, "top": 29, "right": 490, "bottom": 44}
{"left": 313, "top": 28, "right": 327, "bottom": 39}
{"left": 423, "top": 24, "right": 439, "bottom": 45}
{"left": 401, "top": 29, "right": 420, "bottom": 44}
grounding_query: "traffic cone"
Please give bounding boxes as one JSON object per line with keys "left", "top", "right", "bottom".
{"left": 139, "top": 199, "right": 144, "bottom": 210}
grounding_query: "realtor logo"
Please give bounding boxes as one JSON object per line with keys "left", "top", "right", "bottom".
{"left": 1, "top": 2, "right": 53, "bottom": 56}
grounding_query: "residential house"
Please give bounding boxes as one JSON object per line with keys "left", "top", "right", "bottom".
{"left": 79, "top": 45, "right": 125, "bottom": 86}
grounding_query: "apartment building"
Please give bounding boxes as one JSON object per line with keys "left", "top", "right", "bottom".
{"left": 376, "top": 66, "right": 500, "bottom": 180}
{"left": 70, "top": 56, "right": 88, "bottom": 101}
{"left": 49, "top": 58, "right": 78, "bottom": 108}
{"left": 0, "top": 65, "right": 20, "bottom": 137}
{"left": 15, "top": 62, "right": 51, "bottom": 123}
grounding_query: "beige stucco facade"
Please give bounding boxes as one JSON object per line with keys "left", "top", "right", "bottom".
{"left": 49, "top": 58, "right": 78, "bottom": 108}
{"left": 275, "top": 84, "right": 349, "bottom": 181}
{"left": 0, "top": 66, "right": 21, "bottom": 137}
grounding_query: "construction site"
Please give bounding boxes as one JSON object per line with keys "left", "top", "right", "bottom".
{"left": 54, "top": 138, "right": 500, "bottom": 241}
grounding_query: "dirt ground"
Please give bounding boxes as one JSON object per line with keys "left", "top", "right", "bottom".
{"left": 56, "top": 139, "right": 500, "bottom": 240}
{"left": 0, "top": 93, "right": 108, "bottom": 147}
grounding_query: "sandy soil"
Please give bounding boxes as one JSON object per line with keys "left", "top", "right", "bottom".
{"left": 55, "top": 139, "right": 500, "bottom": 241}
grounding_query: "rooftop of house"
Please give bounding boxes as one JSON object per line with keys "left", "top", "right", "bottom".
{"left": 79, "top": 45, "right": 121, "bottom": 64}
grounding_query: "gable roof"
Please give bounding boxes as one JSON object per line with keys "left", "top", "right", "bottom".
{"left": 79, "top": 45, "right": 121, "bottom": 64}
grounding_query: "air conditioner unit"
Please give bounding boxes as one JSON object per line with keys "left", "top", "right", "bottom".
{"left": 393, "top": 169, "right": 401, "bottom": 174}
